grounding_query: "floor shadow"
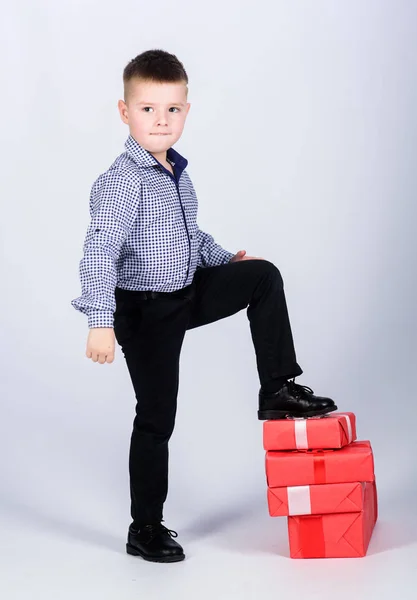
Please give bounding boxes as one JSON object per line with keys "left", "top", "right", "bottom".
{"left": 179, "top": 497, "right": 291, "bottom": 556}
{"left": 181, "top": 507, "right": 253, "bottom": 540}
{"left": 217, "top": 513, "right": 290, "bottom": 557}
{"left": 367, "top": 486, "right": 417, "bottom": 554}
{"left": 179, "top": 499, "right": 260, "bottom": 541}
{"left": 367, "top": 517, "right": 417, "bottom": 555}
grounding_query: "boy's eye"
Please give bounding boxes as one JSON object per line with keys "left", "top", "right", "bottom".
{"left": 143, "top": 107, "right": 180, "bottom": 113}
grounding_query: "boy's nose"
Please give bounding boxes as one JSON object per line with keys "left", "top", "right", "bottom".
{"left": 156, "top": 111, "right": 170, "bottom": 123}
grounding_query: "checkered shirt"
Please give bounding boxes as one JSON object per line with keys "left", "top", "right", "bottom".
{"left": 71, "top": 134, "right": 234, "bottom": 328}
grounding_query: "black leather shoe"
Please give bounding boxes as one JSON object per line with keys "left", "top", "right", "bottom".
{"left": 258, "top": 378, "right": 337, "bottom": 420}
{"left": 126, "top": 521, "right": 185, "bottom": 563}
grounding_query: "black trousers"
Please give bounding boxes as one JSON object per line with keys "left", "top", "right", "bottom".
{"left": 113, "top": 259, "right": 303, "bottom": 526}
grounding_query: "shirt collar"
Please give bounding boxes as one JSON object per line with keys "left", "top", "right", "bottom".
{"left": 124, "top": 133, "right": 188, "bottom": 171}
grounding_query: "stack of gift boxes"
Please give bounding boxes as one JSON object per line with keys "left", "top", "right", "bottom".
{"left": 263, "top": 413, "right": 378, "bottom": 558}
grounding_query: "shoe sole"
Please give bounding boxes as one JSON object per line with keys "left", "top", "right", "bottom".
{"left": 126, "top": 542, "right": 185, "bottom": 563}
{"left": 257, "top": 404, "right": 338, "bottom": 420}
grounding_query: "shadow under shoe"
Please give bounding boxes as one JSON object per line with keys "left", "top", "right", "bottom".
{"left": 126, "top": 522, "right": 185, "bottom": 563}
{"left": 258, "top": 378, "right": 337, "bottom": 420}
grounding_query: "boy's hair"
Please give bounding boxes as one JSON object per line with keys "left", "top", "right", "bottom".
{"left": 123, "top": 49, "right": 188, "bottom": 102}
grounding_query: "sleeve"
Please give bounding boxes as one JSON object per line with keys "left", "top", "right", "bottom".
{"left": 71, "top": 171, "right": 141, "bottom": 328}
{"left": 196, "top": 226, "right": 235, "bottom": 268}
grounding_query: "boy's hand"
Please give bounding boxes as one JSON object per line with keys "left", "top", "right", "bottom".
{"left": 230, "top": 250, "right": 265, "bottom": 262}
{"left": 86, "top": 328, "right": 115, "bottom": 364}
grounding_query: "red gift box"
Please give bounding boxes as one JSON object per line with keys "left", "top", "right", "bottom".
{"left": 287, "top": 480, "right": 378, "bottom": 558}
{"left": 267, "top": 481, "right": 366, "bottom": 516}
{"left": 263, "top": 412, "right": 356, "bottom": 451}
{"left": 265, "top": 440, "right": 374, "bottom": 488}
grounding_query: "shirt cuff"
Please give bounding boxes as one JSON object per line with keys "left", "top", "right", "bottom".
{"left": 205, "top": 248, "right": 235, "bottom": 267}
{"left": 222, "top": 251, "right": 235, "bottom": 264}
{"left": 87, "top": 310, "right": 115, "bottom": 329}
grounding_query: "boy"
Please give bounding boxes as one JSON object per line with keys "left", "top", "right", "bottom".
{"left": 71, "top": 49, "right": 338, "bottom": 563}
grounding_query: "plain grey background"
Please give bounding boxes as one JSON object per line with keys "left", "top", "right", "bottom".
{"left": 1, "top": 0, "right": 417, "bottom": 598}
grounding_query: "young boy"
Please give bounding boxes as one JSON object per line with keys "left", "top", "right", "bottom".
{"left": 71, "top": 49, "right": 338, "bottom": 563}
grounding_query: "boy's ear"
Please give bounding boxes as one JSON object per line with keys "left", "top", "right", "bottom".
{"left": 118, "top": 99, "right": 129, "bottom": 123}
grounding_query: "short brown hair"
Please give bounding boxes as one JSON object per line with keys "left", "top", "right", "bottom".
{"left": 123, "top": 49, "right": 188, "bottom": 102}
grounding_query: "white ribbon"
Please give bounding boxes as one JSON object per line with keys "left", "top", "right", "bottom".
{"left": 287, "top": 485, "right": 312, "bottom": 515}
{"left": 337, "top": 413, "right": 353, "bottom": 443}
{"left": 294, "top": 420, "right": 309, "bottom": 450}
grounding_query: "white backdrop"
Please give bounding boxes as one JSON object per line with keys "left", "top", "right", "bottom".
{"left": 1, "top": 1, "right": 417, "bottom": 598}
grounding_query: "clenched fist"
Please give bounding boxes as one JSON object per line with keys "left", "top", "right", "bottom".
{"left": 86, "top": 327, "right": 115, "bottom": 364}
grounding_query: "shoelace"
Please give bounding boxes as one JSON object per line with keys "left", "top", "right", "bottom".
{"left": 142, "top": 521, "right": 178, "bottom": 540}
{"left": 287, "top": 378, "right": 314, "bottom": 398}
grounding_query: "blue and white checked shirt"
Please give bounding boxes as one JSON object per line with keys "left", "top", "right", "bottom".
{"left": 71, "top": 134, "right": 234, "bottom": 328}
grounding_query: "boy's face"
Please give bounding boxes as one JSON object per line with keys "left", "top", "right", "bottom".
{"left": 118, "top": 79, "right": 190, "bottom": 162}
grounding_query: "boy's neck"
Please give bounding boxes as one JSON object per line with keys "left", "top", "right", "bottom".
{"left": 150, "top": 150, "right": 167, "bottom": 164}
